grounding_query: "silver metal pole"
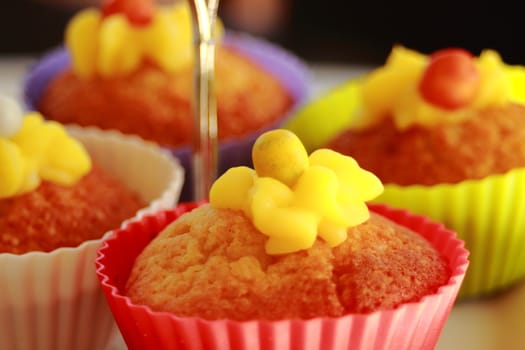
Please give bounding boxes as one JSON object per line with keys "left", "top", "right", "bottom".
{"left": 188, "top": 0, "right": 220, "bottom": 200}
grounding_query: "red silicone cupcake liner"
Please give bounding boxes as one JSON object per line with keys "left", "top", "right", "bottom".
{"left": 96, "top": 203, "right": 469, "bottom": 350}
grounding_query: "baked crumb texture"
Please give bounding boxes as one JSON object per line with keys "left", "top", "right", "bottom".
{"left": 39, "top": 48, "right": 293, "bottom": 148}
{"left": 0, "top": 163, "right": 144, "bottom": 254}
{"left": 327, "top": 104, "right": 525, "bottom": 185}
{"left": 125, "top": 204, "right": 449, "bottom": 320}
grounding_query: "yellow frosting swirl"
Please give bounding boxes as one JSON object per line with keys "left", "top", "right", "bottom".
{"left": 354, "top": 46, "right": 511, "bottom": 130}
{"left": 0, "top": 111, "right": 91, "bottom": 199}
{"left": 210, "top": 129, "right": 383, "bottom": 254}
{"left": 66, "top": 2, "right": 223, "bottom": 78}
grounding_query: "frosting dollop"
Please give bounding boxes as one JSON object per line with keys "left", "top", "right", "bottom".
{"left": 66, "top": 2, "right": 223, "bottom": 78}
{"left": 353, "top": 46, "right": 511, "bottom": 130}
{"left": 0, "top": 106, "right": 92, "bottom": 199}
{"left": 210, "top": 129, "right": 383, "bottom": 254}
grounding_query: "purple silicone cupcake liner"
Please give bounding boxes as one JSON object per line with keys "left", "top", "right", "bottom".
{"left": 23, "top": 31, "right": 311, "bottom": 201}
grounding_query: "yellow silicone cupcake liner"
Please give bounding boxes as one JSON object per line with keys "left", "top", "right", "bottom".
{"left": 285, "top": 66, "right": 525, "bottom": 298}
{"left": 376, "top": 168, "right": 525, "bottom": 298}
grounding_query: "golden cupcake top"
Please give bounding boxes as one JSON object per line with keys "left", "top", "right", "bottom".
{"left": 354, "top": 46, "right": 511, "bottom": 130}
{"left": 210, "top": 129, "right": 383, "bottom": 254}
{"left": 66, "top": 0, "right": 223, "bottom": 78}
{"left": 0, "top": 96, "right": 91, "bottom": 198}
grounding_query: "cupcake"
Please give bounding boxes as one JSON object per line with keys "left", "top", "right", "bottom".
{"left": 285, "top": 45, "right": 525, "bottom": 298}
{"left": 0, "top": 96, "right": 184, "bottom": 350}
{"left": 96, "top": 129, "right": 468, "bottom": 350}
{"left": 23, "top": 0, "right": 310, "bottom": 201}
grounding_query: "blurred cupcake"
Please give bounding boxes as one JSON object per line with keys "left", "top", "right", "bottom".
{"left": 96, "top": 129, "right": 468, "bottom": 350}
{"left": 23, "top": 0, "right": 310, "bottom": 201}
{"left": 286, "top": 45, "right": 525, "bottom": 298}
{"left": 0, "top": 96, "right": 184, "bottom": 350}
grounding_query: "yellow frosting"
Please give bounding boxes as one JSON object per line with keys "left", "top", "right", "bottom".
{"left": 66, "top": 2, "right": 223, "bottom": 78}
{"left": 353, "top": 46, "right": 511, "bottom": 130}
{"left": 210, "top": 129, "right": 383, "bottom": 254}
{"left": 0, "top": 112, "right": 91, "bottom": 199}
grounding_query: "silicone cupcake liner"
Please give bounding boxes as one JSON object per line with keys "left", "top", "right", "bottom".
{"left": 0, "top": 239, "right": 115, "bottom": 350}
{"left": 0, "top": 126, "right": 184, "bottom": 350}
{"left": 377, "top": 167, "right": 525, "bottom": 298}
{"left": 23, "top": 31, "right": 311, "bottom": 201}
{"left": 96, "top": 202, "right": 468, "bottom": 350}
{"left": 284, "top": 68, "right": 525, "bottom": 298}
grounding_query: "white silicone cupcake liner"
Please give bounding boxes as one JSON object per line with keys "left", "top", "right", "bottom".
{"left": 0, "top": 242, "right": 115, "bottom": 350}
{"left": 0, "top": 126, "right": 184, "bottom": 350}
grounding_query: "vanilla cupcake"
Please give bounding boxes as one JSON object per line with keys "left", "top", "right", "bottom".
{"left": 23, "top": 0, "right": 309, "bottom": 201}
{"left": 96, "top": 129, "right": 468, "bottom": 350}
{"left": 286, "top": 45, "right": 525, "bottom": 298}
{"left": 0, "top": 96, "right": 184, "bottom": 350}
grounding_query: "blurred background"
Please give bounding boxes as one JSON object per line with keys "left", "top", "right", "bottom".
{"left": 1, "top": 0, "right": 524, "bottom": 65}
